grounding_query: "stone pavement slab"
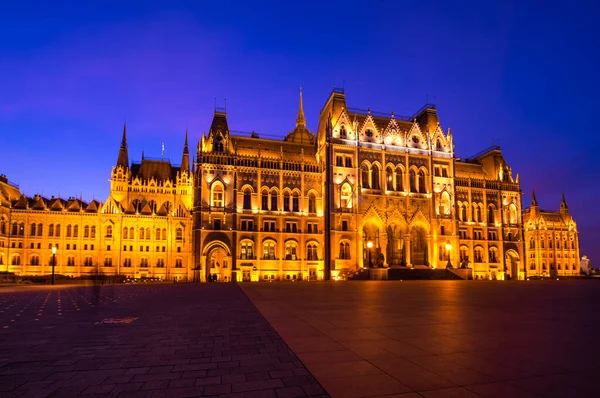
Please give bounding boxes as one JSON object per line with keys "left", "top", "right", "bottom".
{"left": 0, "top": 283, "right": 328, "bottom": 397}
{"left": 241, "top": 280, "right": 600, "bottom": 398}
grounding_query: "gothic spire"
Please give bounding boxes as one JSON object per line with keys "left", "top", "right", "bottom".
{"left": 531, "top": 189, "right": 538, "bottom": 206}
{"left": 296, "top": 85, "right": 306, "bottom": 129}
{"left": 181, "top": 129, "right": 190, "bottom": 173}
{"left": 561, "top": 192, "right": 568, "bottom": 210}
{"left": 116, "top": 122, "right": 129, "bottom": 168}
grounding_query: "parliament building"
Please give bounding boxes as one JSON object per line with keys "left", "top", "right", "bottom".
{"left": 0, "top": 88, "right": 581, "bottom": 281}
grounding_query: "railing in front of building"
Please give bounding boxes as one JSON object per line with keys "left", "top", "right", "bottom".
{"left": 455, "top": 177, "right": 520, "bottom": 192}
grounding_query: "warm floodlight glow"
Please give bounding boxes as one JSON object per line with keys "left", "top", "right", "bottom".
{"left": 366, "top": 241, "right": 373, "bottom": 249}
{"left": 445, "top": 242, "right": 452, "bottom": 251}
{"left": 52, "top": 246, "right": 57, "bottom": 254}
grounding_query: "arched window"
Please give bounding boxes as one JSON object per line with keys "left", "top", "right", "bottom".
{"left": 436, "top": 139, "right": 442, "bottom": 151}
{"left": 73, "top": 225, "right": 78, "bottom": 238}
{"left": 67, "top": 256, "right": 75, "bottom": 267}
{"left": 162, "top": 228, "right": 167, "bottom": 240}
{"left": 409, "top": 169, "right": 417, "bottom": 193}
{"left": 549, "top": 238, "right": 553, "bottom": 249}
{"left": 395, "top": 167, "right": 403, "bottom": 191}
{"left": 418, "top": 170, "right": 426, "bottom": 193}
{"left": 308, "top": 192, "right": 316, "bottom": 213}
{"left": 130, "top": 227, "right": 135, "bottom": 239}
{"left": 11, "top": 254, "right": 21, "bottom": 265}
{"left": 213, "top": 134, "right": 224, "bottom": 152}
{"left": 155, "top": 228, "right": 161, "bottom": 240}
{"left": 339, "top": 242, "right": 350, "bottom": 259}
{"left": 285, "top": 241, "right": 298, "bottom": 260}
{"left": 386, "top": 166, "right": 394, "bottom": 191}
{"left": 307, "top": 243, "right": 319, "bottom": 260}
{"left": 55, "top": 224, "right": 61, "bottom": 237}
{"left": 440, "top": 192, "right": 451, "bottom": 215}
{"left": 263, "top": 241, "right": 276, "bottom": 260}
{"left": 83, "top": 225, "right": 88, "bottom": 238}
{"left": 243, "top": 188, "right": 252, "bottom": 210}
{"left": 18, "top": 222, "right": 24, "bottom": 236}
{"left": 176, "top": 228, "right": 183, "bottom": 241}
{"left": 488, "top": 205, "right": 495, "bottom": 224}
{"left": 489, "top": 248, "right": 498, "bottom": 263}
{"left": 471, "top": 205, "right": 477, "bottom": 222}
{"left": 37, "top": 223, "right": 43, "bottom": 236}
{"left": 0, "top": 220, "right": 5, "bottom": 235}
{"left": 542, "top": 262, "right": 547, "bottom": 270}
{"left": 30, "top": 255, "right": 39, "bottom": 266}
{"left": 105, "top": 225, "right": 112, "bottom": 238}
{"left": 11, "top": 222, "right": 18, "bottom": 236}
{"left": 361, "top": 164, "right": 370, "bottom": 189}
{"left": 261, "top": 189, "right": 269, "bottom": 211}
{"left": 91, "top": 226, "right": 96, "bottom": 238}
{"left": 146, "top": 227, "right": 151, "bottom": 240}
{"left": 66, "top": 225, "right": 72, "bottom": 238}
{"left": 270, "top": 189, "right": 278, "bottom": 211}
{"left": 283, "top": 191, "right": 290, "bottom": 211}
{"left": 292, "top": 192, "right": 299, "bottom": 212}
{"left": 241, "top": 241, "right": 254, "bottom": 260}
{"left": 123, "top": 227, "right": 128, "bottom": 239}
{"left": 371, "top": 165, "right": 380, "bottom": 190}
{"left": 341, "top": 184, "right": 352, "bottom": 208}
{"left": 529, "top": 238, "right": 535, "bottom": 249}
{"left": 212, "top": 184, "right": 224, "bottom": 208}
{"left": 509, "top": 204, "right": 517, "bottom": 224}
{"left": 30, "top": 223, "right": 37, "bottom": 237}
{"left": 460, "top": 203, "right": 468, "bottom": 222}
{"left": 474, "top": 247, "right": 483, "bottom": 263}
{"left": 340, "top": 125, "right": 347, "bottom": 139}
{"left": 139, "top": 227, "right": 145, "bottom": 240}
{"left": 541, "top": 237, "right": 545, "bottom": 249}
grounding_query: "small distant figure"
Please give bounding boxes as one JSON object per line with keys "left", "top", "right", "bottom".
{"left": 208, "top": 274, "right": 213, "bottom": 283}
{"left": 213, "top": 273, "right": 218, "bottom": 282}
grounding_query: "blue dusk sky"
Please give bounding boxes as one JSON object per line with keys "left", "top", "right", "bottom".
{"left": 1, "top": 1, "right": 599, "bottom": 263}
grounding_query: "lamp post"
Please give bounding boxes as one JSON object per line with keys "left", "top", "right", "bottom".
{"left": 445, "top": 242, "right": 452, "bottom": 269}
{"left": 51, "top": 246, "right": 57, "bottom": 285}
{"left": 366, "top": 240, "right": 373, "bottom": 267}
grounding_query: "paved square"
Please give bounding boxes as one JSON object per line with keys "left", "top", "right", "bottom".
{"left": 242, "top": 280, "right": 600, "bottom": 398}
{"left": 0, "top": 284, "right": 327, "bottom": 397}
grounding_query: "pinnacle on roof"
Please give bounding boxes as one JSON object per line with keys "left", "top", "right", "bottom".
{"left": 531, "top": 189, "right": 538, "bottom": 206}
{"left": 561, "top": 192, "right": 568, "bottom": 209}
{"left": 116, "top": 122, "right": 129, "bottom": 168}
{"left": 296, "top": 85, "right": 306, "bottom": 129}
{"left": 181, "top": 129, "right": 190, "bottom": 173}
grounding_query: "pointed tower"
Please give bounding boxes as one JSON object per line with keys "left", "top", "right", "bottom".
{"left": 116, "top": 122, "right": 129, "bottom": 168}
{"left": 284, "top": 86, "right": 315, "bottom": 144}
{"left": 530, "top": 189, "right": 539, "bottom": 219}
{"left": 181, "top": 130, "right": 190, "bottom": 173}
{"left": 296, "top": 85, "right": 306, "bottom": 129}
{"left": 560, "top": 192, "right": 570, "bottom": 219}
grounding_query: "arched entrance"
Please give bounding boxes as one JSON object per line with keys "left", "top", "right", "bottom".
{"left": 386, "top": 223, "right": 405, "bottom": 266}
{"left": 410, "top": 226, "right": 428, "bottom": 266}
{"left": 204, "top": 242, "right": 232, "bottom": 282}
{"left": 505, "top": 250, "right": 520, "bottom": 280}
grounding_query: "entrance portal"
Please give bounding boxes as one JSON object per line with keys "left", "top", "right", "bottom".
{"left": 410, "top": 226, "right": 428, "bottom": 266}
{"left": 207, "top": 247, "right": 229, "bottom": 282}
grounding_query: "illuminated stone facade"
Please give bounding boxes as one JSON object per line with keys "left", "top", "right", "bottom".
{"left": 523, "top": 192, "right": 580, "bottom": 277}
{"left": 0, "top": 88, "right": 580, "bottom": 281}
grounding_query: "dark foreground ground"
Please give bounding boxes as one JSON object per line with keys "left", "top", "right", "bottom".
{"left": 0, "top": 283, "right": 327, "bottom": 398}
{"left": 242, "top": 280, "right": 600, "bottom": 398}
{"left": 2, "top": 281, "right": 600, "bottom": 398}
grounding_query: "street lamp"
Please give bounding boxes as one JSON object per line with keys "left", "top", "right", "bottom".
{"left": 366, "top": 240, "right": 373, "bottom": 267}
{"left": 445, "top": 242, "right": 452, "bottom": 269}
{"left": 51, "top": 246, "right": 57, "bottom": 285}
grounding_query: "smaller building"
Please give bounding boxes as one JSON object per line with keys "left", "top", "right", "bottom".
{"left": 523, "top": 192, "right": 580, "bottom": 277}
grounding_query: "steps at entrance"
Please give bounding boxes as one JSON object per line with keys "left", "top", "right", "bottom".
{"left": 388, "top": 268, "right": 468, "bottom": 280}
